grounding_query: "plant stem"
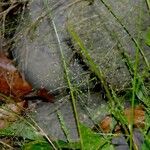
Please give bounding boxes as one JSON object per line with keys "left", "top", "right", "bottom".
{"left": 145, "top": 0, "right": 150, "bottom": 13}
{"left": 52, "top": 20, "right": 83, "bottom": 149}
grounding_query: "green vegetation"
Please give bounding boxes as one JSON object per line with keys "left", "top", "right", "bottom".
{"left": 0, "top": 0, "right": 150, "bottom": 149}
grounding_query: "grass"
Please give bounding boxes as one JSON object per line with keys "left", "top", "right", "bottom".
{"left": 145, "top": 0, "right": 150, "bottom": 12}
{"left": 0, "top": 0, "right": 150, "bottom": 149}
{"left": 52, "top": 18, "right": 84, "bottom": 149}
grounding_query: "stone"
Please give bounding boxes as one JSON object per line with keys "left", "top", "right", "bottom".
{"left": 14, "top": 0, "right": 150, "bottom": 92}
{"left": 13, "top": 0, "right": 150, "bottom": 141}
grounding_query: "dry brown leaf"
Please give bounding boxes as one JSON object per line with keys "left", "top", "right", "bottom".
{"left": 0, "top": 54, "right": 32, "bottom": 129}
{"left": 0, "top": 100, "right": 28, "bottom": 129}
{"left": 0, "top": 54, "right": 32, "bottom": 100}
{"left": 0, "top": 54, "right": 54, "bottom": 102}
{"left": 124, "top": 105, "right": 145, "bottom": 128}
{"left": 37, "top": 88, "right": 54, "bottom": 102}
{"left": 0, "top": 120, "right": 7, "bottom": 129}
{"left": 0, "top": 101, "right": 27, "bottom": 120}
{"left": 0, "top": 54, "right": 55, "bottom": 129}
{"left": 95, "top": 105, "right": 145, "bottom": 134}
{"left": 99, "top": 115, "right": 112, "bottom": 133}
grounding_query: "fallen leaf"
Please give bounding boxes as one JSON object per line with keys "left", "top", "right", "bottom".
{"left": 0, "top": 54, "right": 55, "bottom": 129}
{"left": 124, "top": 105, "right": 145, "bottom": 128}
{"left": 100, "top": 116, "right": 112, "bottom": 133}
{"left": 0, "top": 101, "right": 27, "bottom": 120}
{"left": 37, "top": 88, "right": 54, "bottom": 102}
{"left": 0, "top": 120, "right": 7, "bottom": 129}
{"left": 92, "top": 115, "right": 112, "bottom": 133}
{"left": 0, "top": 54, "right": 32, "bottom": 99}
{"left": 0, "top": 54, "right": 54, "bottom": 102}
{"left": 0, "top": 100, "right": 28, "bottom": 129}
{"left": 94, "top": 105, "right": 145, "bottom": 134}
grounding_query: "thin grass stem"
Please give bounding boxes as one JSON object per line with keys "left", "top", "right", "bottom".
{"left": 52, "top": 20, "right": 83, "bottom": 149}
{"left": 145, "top": 0, "right": 150, "bottom": 13}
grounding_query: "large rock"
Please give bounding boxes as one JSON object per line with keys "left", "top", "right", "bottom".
{"left": 13, "top": 0, "right": 150, "bottom": 141}
{"left": 14, "top": 0, "right": 149, "bottom": 92}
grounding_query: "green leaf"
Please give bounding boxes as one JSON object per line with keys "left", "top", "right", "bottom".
{"left": 142, "top": 137, "right": 150, "bottom": 150}
{"left": 55, "top": 140, "right": 80, "bottom": 149}
{"left": 23, "top": 141, "right": 53, "bottom": 150}
{"left": 102, "top": 143, "right": 115, "bottom": 150}
{"left": 144, "top": 27, "right": 150, "bottom": 46}
{"left": 0, "top": 120, "right": 43, "bottom": 140}
{"left": 80, "top": 123, "right": 112, "bottom": 150}
{"left": 24, "top": 140, "right": 80, "bottom": 150}
{"left": 22, "top": 123, "right": 114, "bottom": 150}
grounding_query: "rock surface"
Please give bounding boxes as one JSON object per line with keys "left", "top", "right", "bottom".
{"left": 14, "top": 0, "right": 150, "bottom": 92}
{"left": 13, "top": 0, "right": 150, "bottom": 143}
